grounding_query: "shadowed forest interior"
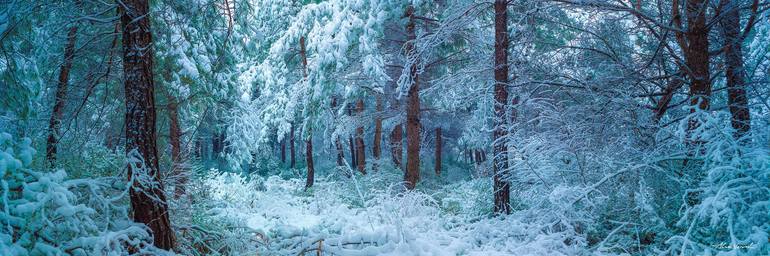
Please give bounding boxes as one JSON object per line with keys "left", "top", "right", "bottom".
{"left": 1, "top": 0, "right": 769, "bottom": 255}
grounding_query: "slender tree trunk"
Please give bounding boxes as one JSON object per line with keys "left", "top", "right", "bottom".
{"left": 434, "top": 127, "right": 442, "bottom": 176}
{"left": 280, "top": 138, "right": 286, "bottom": 163}
{"left": 654, "top": 70, "right": 685, "bottom": 122}
{"left": 355, "top": 99, "right": 366, "bottom": 174}
{"left": 168, "top": 97, "right": 187, "bottom": 198}
{"left": 46, "top": 25, "right": 79, "bottom": 168}
{"left": 121, "top": 0, "right": 175, "bottom": 249}
{"left": 404, "top": 5, "right": 421, "bottom": 190}
{"left": 331, "top": 98, "right": 345, "bottom": 167}
{"left": 390, "top": 124, "right": 403, "bottom": 169}
{"left": 493, "top": 0, "right": 511, "bottom": 214}
{"left": 299, "top": 36, "right": 315, "bottom": 188}
{"left": 348, "top": 104, "right": 357, "bottom": 169}
{"left": 719, "top": 0, "right": 751, "bottom": 139}
{"left": 372, "top": 95, "right": 383, "bottom": 171}
{"left": 290, "top": 125, "right": 296, "bottom": 168}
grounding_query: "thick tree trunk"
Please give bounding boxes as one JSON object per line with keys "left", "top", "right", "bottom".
{"left": 493, "top": 0, "right": 511, "bottom": 214}
{"left": 46, "top": 25, "right": 78, "bottom": 168}
{"left": 404, "top": 5, "right": 421, "bottom": 190}
{"left": 682, "top": 0, "right": 711, "bottom": 147}
{"left": 434, "top": 127, "right": 442, "bottom": 176}
{"left": 355, "top": 99, "right": 366, "bottom": 174}
{"left": 372, "top": 95, "right": 383, "bottom": 171}
{"left": 719, "top": 0, "right": 751, "bottom": 139}
{"left": 121, "top": 0, "right": 175, "bottom": 249}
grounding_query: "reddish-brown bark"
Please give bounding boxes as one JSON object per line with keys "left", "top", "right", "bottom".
{"left": 493, "top": 0, "right": 511, "bottom": 214}
{"left": 121, "top": 0, "right": 175, "bottom": 249}
{"left": 404, "top": 5, "right": 421, "bottom": 190}
{"left": 46, "top": 25, "right": 78, "bottom": 167}
{"left": 355, "top": 99, "right": 366, "bottom": 174}
{"left": 434, "top": 128, "right": 442, "bottom": 176}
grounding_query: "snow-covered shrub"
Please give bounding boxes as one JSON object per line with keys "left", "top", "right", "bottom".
{"left": 663, "top": 112, "right": 770, "bottom": 255}
{"left": 0, "top": 133, "right": 167, "bottom": 255}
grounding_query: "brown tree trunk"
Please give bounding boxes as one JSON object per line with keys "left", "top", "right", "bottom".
{"left": 372, "top": 95, "right": 383, "bottom": 171}
{"left": 299, "top": 36, "right": 315, "bottom": 188}
{"left": 281, "top": 138, "right": 286, "bottom": 163}
{"left": 348, "top": 104, "right": 357, "bottom": 169}
{"left": 390, "top": 124, "right": 403, "bottom": 169}
{"left": 46, "top": 25, "right": 79, "bottom": 168}
{"left": 355, "top": 99, "right": 366, "bottom": 174}
{"left": 290, "top": 125, "right": 296, "bottom": 168}
{"left": 680, "top": 0, "right": 711, "bottom": 147}
{"left": 168, "top": 97, "right": 186, "bottom": 198}
{"left": 493, "top": 0, "right": 511, "bottom": 214}
{"left": 331, "top": 98, "right": 345, "bottom": 167}
{"left": 719, "top": 0, "right": 751, "bottom": 139}
{"left": 404, "top": 5, "right": 421, "bottom": 190}
{"left": 121, "top": 0, "right": 175, "bottom": 249}
{"left": 434, "top": 128, "right": 442, "bottom": 176}
{"left": 305, "top": 135, "right": 315, "bottom": 188}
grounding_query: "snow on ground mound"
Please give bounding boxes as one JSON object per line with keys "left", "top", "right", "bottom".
{"left": 198, "top": 171, "right": 587, "bottom": 255}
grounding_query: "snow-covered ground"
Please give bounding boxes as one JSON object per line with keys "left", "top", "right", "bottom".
{"left": 188, "top": 166, "right": 588, "bottom": 256}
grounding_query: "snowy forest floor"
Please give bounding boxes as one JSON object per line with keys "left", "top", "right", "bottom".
{"left": 174, "top": 160, "right": 589, "bottom": 255}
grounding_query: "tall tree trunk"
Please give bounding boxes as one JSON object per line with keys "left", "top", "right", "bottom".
{"left": 299, "top": 36, "right": 315, "bottom": 188}
{"left": 390, "top": 124, "right": 403, "bottom": 169}
{"left": 281, "top": 138, "right": 286, "bottom": 163}
{"left": 372, "top": 95, "right": 383, "bottom": 171}
{"left": 290, "top": 125, "right": 296, "bottom": 168}
{"left": 434, "top": 127, "right": 442, "bottom": 176}
{"left": 168, "top": 97, "right": 186, "bottom": 198}
{"left": 121, "top": 0, "right": 175, "bottom": 249}
{"left": 46, "top": 25, "right": 78, "bottom": 168}
{"left": 355, "top": 99, "right": 366, "bottom": 174}
{"left": 404, "top": 5, "right": 421, "bottom": 190}
{"left": 493, "top": 0, "right": 511, "bottom": 214}
{"left": 719, "top": 0, "right": 751, "bottom": 139}
{"left": 348, "top": 104, "right": 357, "bottom": 169}
{"left": 331, "top": 98, "right": 345, "bottom": 167}
{"left": 681, "top": 0, "right": 711, "bottom": 147}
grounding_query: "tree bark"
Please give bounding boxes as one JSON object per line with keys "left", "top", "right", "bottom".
{"left": 404, "top": 5, "right": 421, "bottom": 190}
{"left": 680, "top": 0, "right": 711, "bottom": 147}
{"left": 372, "top": 95, "right": 383, "bottom": 171}
{"left": 493, "top": 0, "right": 511, "bottom": 214}
{"left": 305, "top": 136, "right": 314, "bottom": 188}
{"left": 331, "top": 98, "right": 345, "bottom": 167}
{"left": 299, "top": 36, "right": 315, "bottom": 188}
{"left": 121, "top": 0, "right": 175, "bottom": 249}
{"left": 46, "top": 25, "right": 78, "bottom": 168}
{"left": 348, "top": 104, "right": 357, "bottom": 169}
{"left": 355, "top": 99, "right": 366, "bottom": 174}
{"left": 290, "top": 124, "right": 296, "bottom": 168}
{"left": 168, "top": 97, "right": 186, "bottom": 198}
{"left": 390, "top": 124, "right": 403, "bottom": 169}
{"left": 280, "top": 138, "right": 286, "bottom": 163}
{"left": 434, "top": 127, "right": 442, "bottom": 176}
{"left": 719, "top": 0, "right": 751, "bottom": 139}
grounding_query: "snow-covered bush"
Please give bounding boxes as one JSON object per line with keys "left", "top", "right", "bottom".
{"left": 662, "top": 112, "right": 770, "bottom": 255}
{"left": 0, "top": 133, "right": 167, "bottom": 255}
